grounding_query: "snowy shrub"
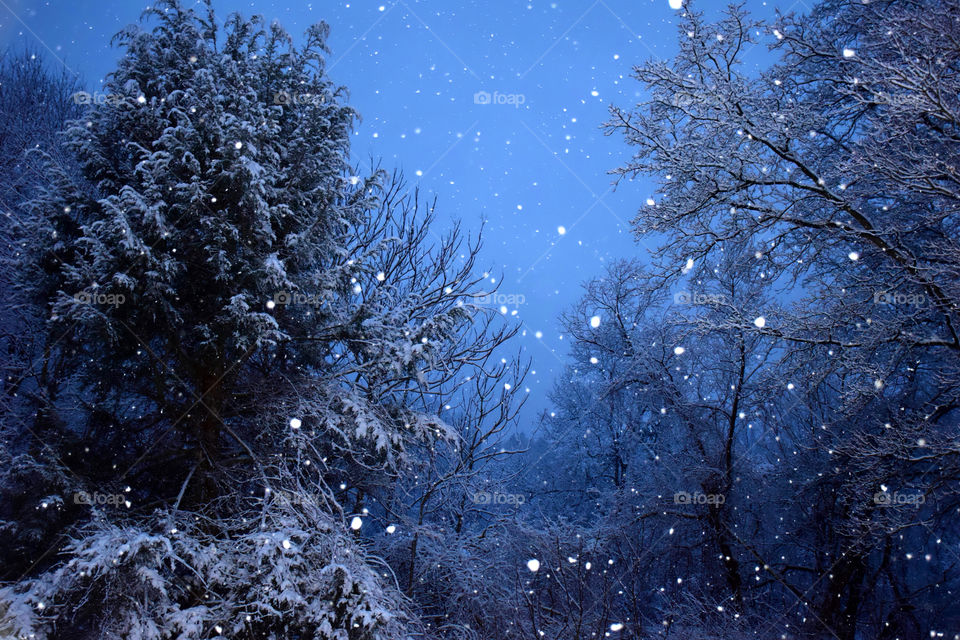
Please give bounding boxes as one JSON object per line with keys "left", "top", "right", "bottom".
{"left": 1, "top": 500, "right": 412, "bottom": 640}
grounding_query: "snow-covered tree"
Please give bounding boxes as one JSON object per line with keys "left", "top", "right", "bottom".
{"left": 518, "top": 255, "right": 781, "bottom": 634}
{"left": 0, "top": 48, "right": 84, "bottom": 439}
{"left": 1, "top": 2, "right": 521, "bottom": 638}
{"left": 605, "top": 0, "right": 960, "bottom": 636}
{"left": 0, "top": 50, "right": 85, "bottom": 581}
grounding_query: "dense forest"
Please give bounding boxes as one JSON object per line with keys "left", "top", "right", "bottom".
{"left": 1, "top": 0, "right": 958, "bottom": 638}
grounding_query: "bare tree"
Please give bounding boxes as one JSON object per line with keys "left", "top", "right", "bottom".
{"left": 604, "top": 1, "right": 960, "bottom": 636}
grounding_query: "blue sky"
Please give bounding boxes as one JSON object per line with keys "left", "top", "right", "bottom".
{"left": 0, "top": 0, "right": 796, "bottom": 423}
